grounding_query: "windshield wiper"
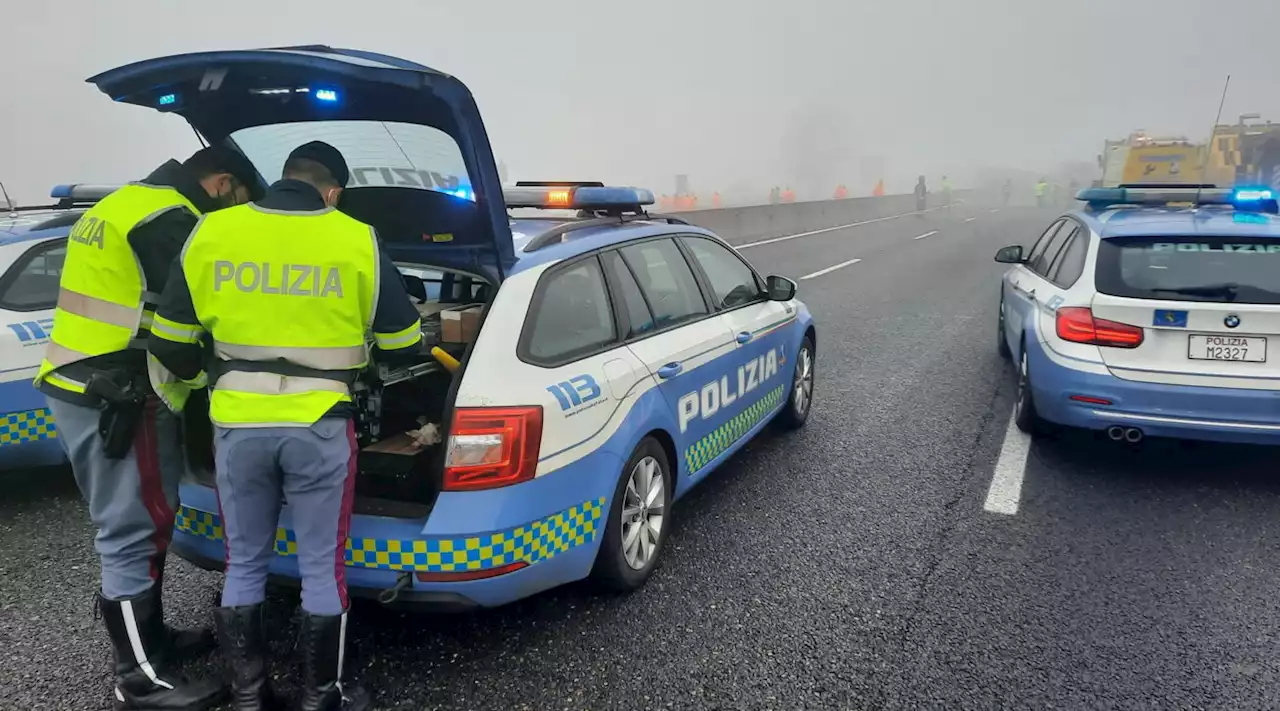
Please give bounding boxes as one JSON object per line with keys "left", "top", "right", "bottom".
{"left": 1149, "top": 283, "right": 1241, "bottom": 301}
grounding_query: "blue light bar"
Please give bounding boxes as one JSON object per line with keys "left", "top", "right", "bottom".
{"left": 158, "top": 93, "right": 177, "bottom": 106}
{"left": 314, "top": 89, "right": 339, "bottom": 102}
{"left": 1233, "top": 186, "right": 1274, "bottom": 202}
{"left": 50, "top": 184, "right": 118, "bottom": 202}
{"left": 1077, "top": 186, "right": 1235, "bottom": 207}
{"left": 504, "top": 185, "right": 655, "bottom": 211}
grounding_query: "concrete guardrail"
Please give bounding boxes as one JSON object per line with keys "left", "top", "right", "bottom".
{"left": 674, "top": 190, "right": 981, "bottom": 247}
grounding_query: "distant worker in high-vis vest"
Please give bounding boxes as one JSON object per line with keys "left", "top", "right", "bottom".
{"left": 149, "top": 141, "right": 423, "bottom": 711}
{"left": 35, "top": 146, "right": 260, "bottom": 711}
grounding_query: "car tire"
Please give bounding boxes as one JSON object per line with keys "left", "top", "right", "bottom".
{"left": 591, "top": 437, "right": 672, "bottom": 593}
{"left": 1013, "top": 345, "right": 1047, "bottom": 435}
{"left": 997, "top": 295, "right": 1012, "bottom": 360}
{"left": 776, "top": 336, "right": 815, "bottom": 430}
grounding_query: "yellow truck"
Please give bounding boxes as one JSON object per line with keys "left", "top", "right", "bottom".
{"left": 1098, "top": 132, "right": 1206, "bottom": 186}
{"left": 1120, "top": 137, "right": 1206, "bottom": 185}
{"left": 1208, "top": 115, "right": 1280, "bottom": 187}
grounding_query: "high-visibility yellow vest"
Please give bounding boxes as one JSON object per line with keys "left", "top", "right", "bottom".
{"left": 34, "top": 184, "right": 198, "bottom": 395}
{"left": 182, "top": 204, "right": 379, "bottom": 427}
{"left": 1035, "top": 182, "right": 1048, "bottom": 196}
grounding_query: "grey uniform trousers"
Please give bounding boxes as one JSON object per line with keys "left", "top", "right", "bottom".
{"left": 47, "top": 396, "right": 183, "bottom": 600}
{"left": 215, "top": 418, "right": 357, "bottom": 616}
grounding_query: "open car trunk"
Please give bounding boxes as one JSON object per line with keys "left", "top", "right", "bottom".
{"left": 183, "top": 263, "right": 493, "bottom": 517}
{"left": 89, "top": 46, "right": 516, "bottom": 515}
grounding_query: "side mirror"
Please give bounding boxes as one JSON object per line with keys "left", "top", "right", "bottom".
{"left": 765, "top": 274, "right": 797, "bottom": 301}
{"left": 994, "top": 245, "right": 1024, "bottom": 264}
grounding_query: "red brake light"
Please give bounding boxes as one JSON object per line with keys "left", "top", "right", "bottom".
{"left": 1055, "top": 306, "right": 1143, "bottom": 348}
{"left": 443, "top": 406, "right": 543, "bottom": 491}
{"left": 414, "top": 561, "right": 528, "bottom": 583}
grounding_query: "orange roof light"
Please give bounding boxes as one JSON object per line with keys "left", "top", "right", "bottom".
{"left": 546, "top": 189, "right": 572, "bottom": 207}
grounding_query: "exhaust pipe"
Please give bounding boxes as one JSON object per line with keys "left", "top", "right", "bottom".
{"left": 1106, "top": 425, "right": 1125, "bottom": 441}
{"left": 1124, "top": 427, "right": 1143, "bottom": 443}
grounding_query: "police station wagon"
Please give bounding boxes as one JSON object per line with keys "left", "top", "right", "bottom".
{"left": 0, "top": 189, "right": 108, "bottom": 470}
{"left": 88, "top": 46, "right": 818, "bottom": 608}
{"left": 996, "top": 184, "right": 1280, "bottom": 446}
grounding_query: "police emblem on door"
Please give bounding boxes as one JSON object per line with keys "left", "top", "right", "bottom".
{"left": 1224, "top": 314, "right": 1241, "bottom": 329}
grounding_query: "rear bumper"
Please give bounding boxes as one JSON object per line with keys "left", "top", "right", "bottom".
{"left": 172, "top": 453, "right": 619, "bottom": 611}
{"left": 1027, "top": 339, "right": 1280, "bottom": 445}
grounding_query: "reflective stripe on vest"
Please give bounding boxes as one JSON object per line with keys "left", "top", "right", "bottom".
{"left": 34, "top": 184, "right": 198, "bottom": 389}
{"left": 214, "top": 342, "right": 367, "bottom": 370}
{"left": 182, "top": 203, "right": 379, "bottom": 427}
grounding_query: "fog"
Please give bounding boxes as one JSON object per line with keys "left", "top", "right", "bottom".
{"left": 3, "top": 0, "right": 1280, "bottom": 204}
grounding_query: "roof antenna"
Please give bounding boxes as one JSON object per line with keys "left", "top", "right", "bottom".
{"left": 0, "top": 182, "right": 13, "bottom": 213}
{"left": 1196, "top": 74, "right": 1231, "bottom": 209}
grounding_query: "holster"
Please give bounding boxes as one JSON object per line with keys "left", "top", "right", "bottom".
{"left": 85, "top": 371, "right": 148, "bottom": 460}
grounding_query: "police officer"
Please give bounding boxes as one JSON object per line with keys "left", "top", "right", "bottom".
{"left": 914, "top": 175, "right": 928, "bottom": 213}
{"left": 35, "top": 147, "right": 261, "bottom": 710}
{"left": 149, "top": 142, "right": 424, "bottom": 711}
{"left": 940, "top": 175, "right": 954, "bottom": 208}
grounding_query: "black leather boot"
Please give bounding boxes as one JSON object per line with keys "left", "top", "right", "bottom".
{"left": 214, "top": 605, "right": 284, "bottom": 711}
{"left": 98, "top": 590, "right": 228, "bottom": 710}
{"left": 154, "top": 555, "right": 218, "bottom": 660}
{"left": 298, "top": 611, "right": 370, "bottom": 711}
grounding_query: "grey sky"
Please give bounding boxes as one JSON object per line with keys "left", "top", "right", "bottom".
{"left": 4, "top": 0, "right": 1280, "bottom": 203}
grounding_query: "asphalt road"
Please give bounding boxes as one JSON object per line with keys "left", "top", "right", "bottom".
{"left": 6, "top": 201, "right": 1280, "bottom": 710}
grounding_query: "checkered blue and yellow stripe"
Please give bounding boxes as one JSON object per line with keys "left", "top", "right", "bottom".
{"left": 175, "top": 496, "right": 607, "bottom": 573}
{"left": 0, "top": 408, "right": 57, "bottom": 446}
{"left": 684, "top": 384, "right": 786, "bottom": 474}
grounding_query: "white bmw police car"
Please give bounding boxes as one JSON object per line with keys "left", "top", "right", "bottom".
{"left": 997, "top": 184, "right": 1280, "bottom": 445}
{"left": 79, "top": 46, "right": 818, "bottom": 609}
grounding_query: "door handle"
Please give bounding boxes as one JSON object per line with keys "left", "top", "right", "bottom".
{"left": 1027, "top": 289, "right": 1037, "bottom": 301}
{"left": 736, "top": 331, "right": 753, "bottom": 344}
{"left": 657, "top": 362, "right": 683, "bottom": 379}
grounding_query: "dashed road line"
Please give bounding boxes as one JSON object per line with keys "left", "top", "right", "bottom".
{"left": 913, "top": 230, "right": 939, "bottom": 241}
{"left": 983, "top": 408, "right": 1031, "bottom": 515}
{"left": 800, "top": 258, "right": 862, "bottom": 280}
{"left": 737, "top": 207, "right": 945, "bottom": 250}
{"left": 964, "top": 217, "right": 977, "bottom": 223}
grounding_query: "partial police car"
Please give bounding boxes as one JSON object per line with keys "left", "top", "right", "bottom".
{"left": 0, "top": 188, "right": 114, "bottom": 470}
{"left": 88, "top": 46, "right": 817, "bottom": 609}
{"left": 996, "top": 184, "right": 1280, "bottom": 444}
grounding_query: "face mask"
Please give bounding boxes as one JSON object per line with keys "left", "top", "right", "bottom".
{"left": 216, "top": 179, "right": 241, "bottom": 209}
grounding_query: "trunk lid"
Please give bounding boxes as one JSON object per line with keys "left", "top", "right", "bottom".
{"left": 1091, "top": 234, "right": 1280, "bottom": 388}
{"left": 87, "top": 46, "right": 514, "bottom": 280}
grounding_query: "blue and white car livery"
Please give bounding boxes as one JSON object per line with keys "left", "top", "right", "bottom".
{"left": 997, "top": 184, "right": 1280, "bottom": 445}
{"left": 0, "top": 191, "right": 110, "bottom": 470}
{"left": 88, "top": 46, "right": 817, "bottom": 609}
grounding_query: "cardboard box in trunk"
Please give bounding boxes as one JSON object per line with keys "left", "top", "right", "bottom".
{"left": 440, "top": 304, "right": 483, "bottom": 343}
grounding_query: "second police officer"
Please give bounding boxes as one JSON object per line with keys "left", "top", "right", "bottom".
{"left": 149, "top": 141, "right": 426, "bottom": 711}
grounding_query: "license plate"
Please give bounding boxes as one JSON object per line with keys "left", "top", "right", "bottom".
{"left": 1187, "top": 334, "right": 1267, "bottom": 362}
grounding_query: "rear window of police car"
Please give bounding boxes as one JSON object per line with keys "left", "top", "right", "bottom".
{"left": 1095, "top": 236, "right": 1280, "bottom": 304}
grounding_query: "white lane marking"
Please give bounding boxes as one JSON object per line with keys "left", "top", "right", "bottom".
{"left": 737, "top": 207, "right": 943, "bottom": 250}
{"left": 964, "top": 217, "right": 977, "bottom": 223}
{"left": 800, "top": 258, "right": 862, "bottom": 280}
{"left": 913, "top": 230, "right": 939, "bottom": 241}
{"left": 982, "top": 409, "right": 1031, "bottom": 515}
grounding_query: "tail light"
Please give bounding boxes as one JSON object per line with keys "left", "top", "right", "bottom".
{"left": 443, "top": 406, "right": 543, "bottom": 491}
{"left": 1055, "top": 307, "right": 1143, "bottom": 348}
